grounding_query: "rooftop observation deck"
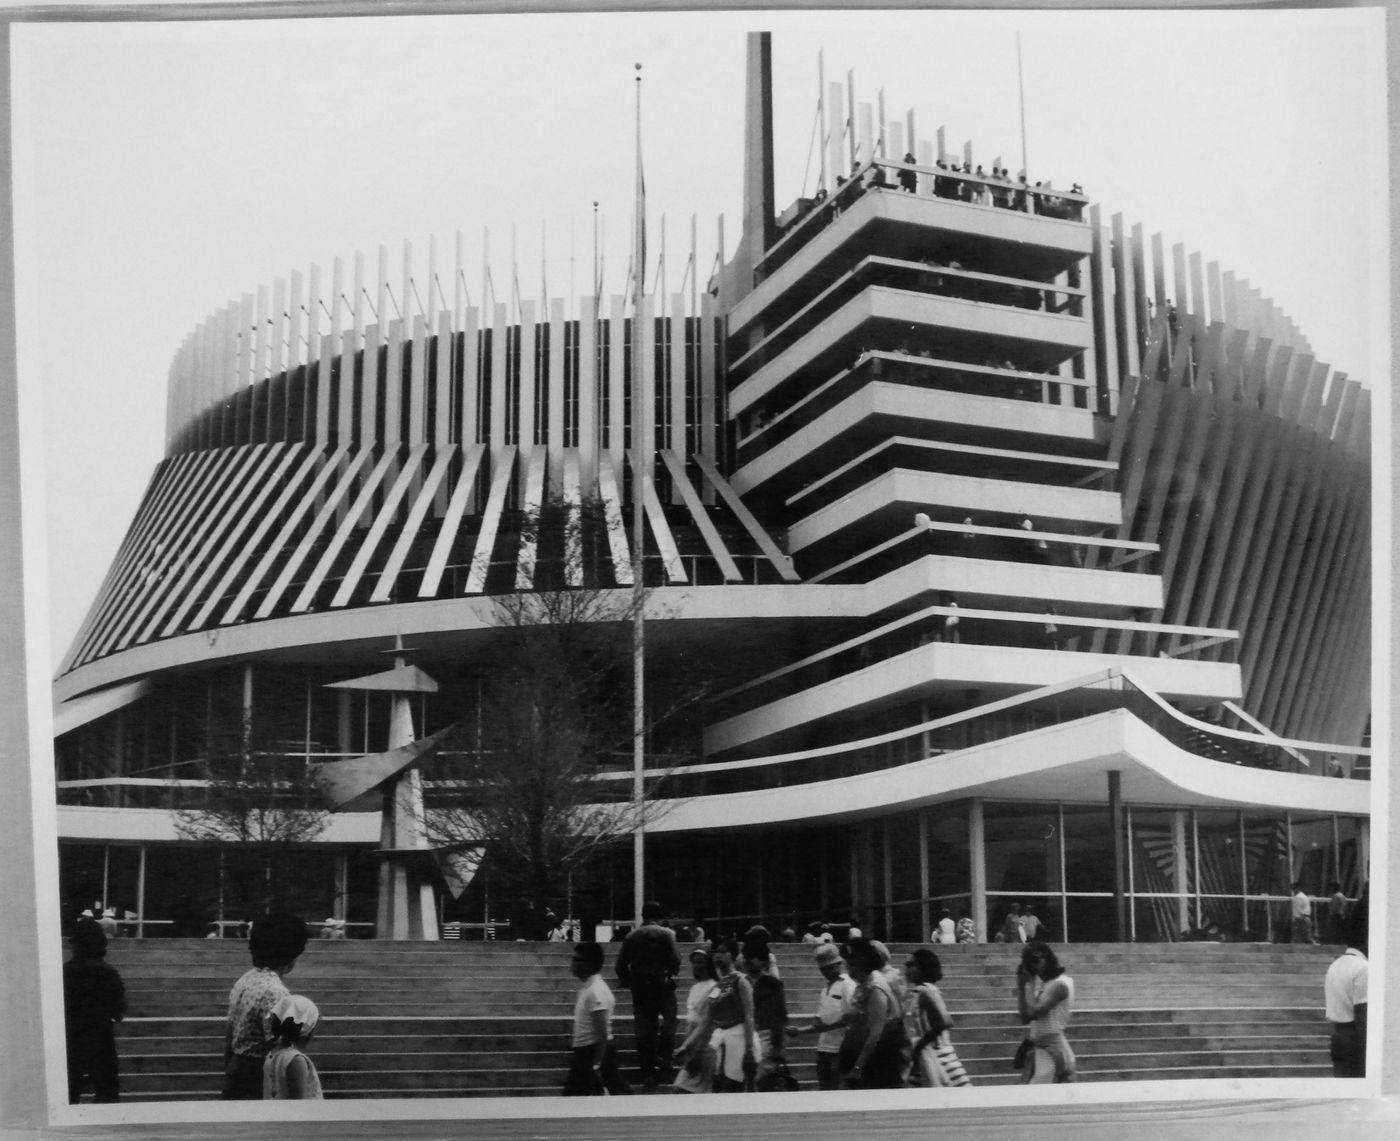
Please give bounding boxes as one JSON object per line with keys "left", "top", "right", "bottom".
{"left": 732, "top": 157, "right": 1092, "bottom": 336}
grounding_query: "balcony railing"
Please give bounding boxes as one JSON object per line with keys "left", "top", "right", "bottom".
{"left": 56, "top": 669, "right": 1366, "bottom": 813}
{"left": 756, "top": 158, "right": 1089, "bottom": 283}
{"left": 731, "top": 255, "right": 1086, "bottom": 382}
{"left": 702, "top": 602, "right": 1239, "bottom": 725}
{"left": 735, "top": 351, "right": 1089, "bottom": 467}
{"left": 600, "top": 668, "right": 1368, "bottom": 800}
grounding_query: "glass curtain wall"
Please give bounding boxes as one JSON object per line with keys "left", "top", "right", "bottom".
{"left": 1124, "top": 807, "right": 1366, "bottom": 943}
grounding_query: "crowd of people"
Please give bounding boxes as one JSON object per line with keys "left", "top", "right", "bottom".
{"left": 810, "top": 155, "right": 1085, "bottom": 226}
{"left": 60, "top": 892, "right": 1369, "bottom": 1102}
{"left": 562, "top": 900, "right": 1082, "bottom": 1096}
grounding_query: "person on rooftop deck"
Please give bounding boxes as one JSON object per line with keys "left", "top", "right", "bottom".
{"left": 899, "top": 153, "right": 918, "bottom": 193}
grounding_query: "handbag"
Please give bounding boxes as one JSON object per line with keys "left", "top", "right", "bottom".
{"left": 936, "top": 1041, "right": 970, "bottom": 1087}
{"left": 1012, "top": 1037, "right": 1032, "bottom": 1069}
{"left": 673, "top": 1044, "right": 716, "bottom": 1094}
{"left": 755, "top": 1059, "right": 800, "bottom": 1092}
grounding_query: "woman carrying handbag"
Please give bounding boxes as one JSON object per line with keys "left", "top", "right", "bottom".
{"left": 905, "top": 948, "right": 970, "bottom": 1087}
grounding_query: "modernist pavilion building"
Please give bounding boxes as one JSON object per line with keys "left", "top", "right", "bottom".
{"left": 51, "top": 35, "right": 1370, "bottom": 945}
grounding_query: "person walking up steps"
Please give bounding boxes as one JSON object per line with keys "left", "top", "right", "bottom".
{"left": 616, "top": 900, "right": 680, "bottom": 1087}
{"left": 221, "top": 912, "right": 308, "bottom": 1100}
{"left": 263, "top": 994, "right": 324, "bottom": 1099}
{"left": 1324, "top": 914, "right": 1368, "bottom": 1077}
{"left": 905, "top": 948, "right": 970, "bottom": 1087}
{"left": 63, "top": 921, "right": 126, "bottom": 1103}
{"left": 564, "top": 942, "right": 632, "bottom": 1095}
{"left": 787, "top": 942, "right": 856, "bottom": 1090}
{"left": 1015, "top": 941, "right": 1075, "bottom": 1083}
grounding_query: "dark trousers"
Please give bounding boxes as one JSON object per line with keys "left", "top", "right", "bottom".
{"left": 629, "top": 976, "right": 677, "bottom": 1080}
{"left": 815, "top": 1051, "right": 841, "bottom": 1091}
{"left": 66, "top": 1024, "right": 119, "bottom": 1103}
{"left": 221, "top": 1052, "right": 265, "bottom": 1100}
{"left": 1330, "top": 1023, "right": 1365, "bottom": 1077}
{"left": 563, "top": 1043, "right": 632, "bottom": 1096}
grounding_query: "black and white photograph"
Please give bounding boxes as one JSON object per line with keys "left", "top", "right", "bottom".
{"left": 1, "top": 4, "right": 1391, "bottom": 1138}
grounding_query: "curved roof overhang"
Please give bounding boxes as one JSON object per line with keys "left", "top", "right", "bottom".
{"left": 53, "top": 583, "right": 870, "bottom": 704}
{"left": 646, "top": 709, "right": 1371, "bottom": 834}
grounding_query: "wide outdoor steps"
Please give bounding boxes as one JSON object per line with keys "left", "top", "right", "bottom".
{"left": 99, "top": 940, "right": 1335, "bottom": 1099}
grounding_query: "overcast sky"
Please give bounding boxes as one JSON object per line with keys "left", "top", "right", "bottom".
{"left": 12, "top": 7, "right": 1387, "bottom": 667}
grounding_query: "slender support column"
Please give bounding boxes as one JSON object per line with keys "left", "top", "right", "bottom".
{"left": 335, "top": 852, "right": 349, "bottom": 922}
{"left": 1109, "top": 771, "right": 1127, "bottom": 941}
{"left": 136, "top": 845, "right": 147, "bottom": 939}
{"left": 1173, "top": 808, "right": 1190, "bottom": 937}
{"left": 1358, "top": 820, "right": 1369, "bottom": 889}
{"left": 918, "top": 808, "right": 930, "bottom": 942}
{"left": 756, "top": 849, "right": 766, "bottom": 928}
{"left": 969, "top": 799, "right": 986, "bottom": 943}
{"left": 881, "top": 821, "right": 892, "bottom": 939}
{"left": 1239, "top": 812, "right": 1249, "bottom": 936}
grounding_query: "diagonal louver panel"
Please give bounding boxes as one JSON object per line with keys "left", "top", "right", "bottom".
{"left": 463, "top": 445, "right": 518, "bottom": 594}
{"left": 328, "top": 445, "right": 431, "bottom": 609}
{"left": 595, "top": 452, "right": 634, "bottom": 586}
{"left": 370, "top": 444, "right": 458, "bottom": 604}
{"left": 252, "top": 448, "right": 373, "bottom": 620}
{"left": 116, "top": 446, "right": 280, "bottom": 650}
{"left": 142, "top": 443, "right": 291, "bottom": 642}
{"left": 218, "top": 446, "right": 348, "bottom": 626}
{"left": 60, "top": 455, "right": 190, "bottom": 672}
{"left": 289, "top": 448, "right": 404, "bottom": 613}
{"left": 693, "top": 453, "right": 800, "bottom": 583}
{"left": 659, "top": 449, "right": 741, "bottom": 582}
{"left": 514, "top": 446, "right": 549, "bottom": 590}
{"left": 629, "top": 450, "right": 687, "bottom": 584}
{"left": 169, "top": 444, "right": 310, "bottom": 636}
{"left": 561, "top": 449, "right": 584, "bottom": 588}
{"left": 90, "top": 447, "right": 245, "bottom": 661}
{"left": 414, "top": 444, "right": 486, "bottom": 599}
{"left": 74, "top": 452, "right": 205, "bottom": 665}
{"left": 188, "top": 446, "right": 326, "bottom": 631}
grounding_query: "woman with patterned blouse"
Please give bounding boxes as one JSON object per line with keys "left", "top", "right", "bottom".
{"left": 221, "top": 912, "right": 309, "bottom": 1099}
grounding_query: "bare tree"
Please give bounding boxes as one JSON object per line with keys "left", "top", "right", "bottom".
{"left": 173, "top": 716, "right": 329, "bottom": 917}
{"left": 427, "top": 496, "right": 693, "bottom": 922}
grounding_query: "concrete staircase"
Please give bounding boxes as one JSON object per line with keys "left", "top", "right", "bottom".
{"left": 99, "top": 940, "right": 1336, "bottom": 1099}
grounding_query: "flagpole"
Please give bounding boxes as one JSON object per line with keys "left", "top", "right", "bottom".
{"left": 631, "top": 61, "right": 647, "bottom": 928}
{"left": 1017, "top": 31, "right": 1029, "bottom": 178}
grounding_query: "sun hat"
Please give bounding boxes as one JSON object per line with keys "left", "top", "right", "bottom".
{"left": 267, "top": 993, "right": 320, "bottom": 1039}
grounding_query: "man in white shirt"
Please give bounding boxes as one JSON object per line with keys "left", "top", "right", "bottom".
{"left": 1324, "top": 917, "right": 1368, "bottom": 1077}
{"left": 563, "top": 942, "right": 632, "bottom": 1095}
{"left": 1291, "top": 882, "right": 1316, "bottom": 944}
{"left": 788, "top": 943, "right": 857, "bottom": 1089}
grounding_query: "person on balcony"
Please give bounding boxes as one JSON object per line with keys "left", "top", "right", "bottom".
{"left": 898, "top": 153, "right": 918, "bottom": 193}
{"left": 933, "top": 160, "right": 957, "bottom": 200}
{"left": 1291, "top": 883, "right": 1317, "bottom": 944}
